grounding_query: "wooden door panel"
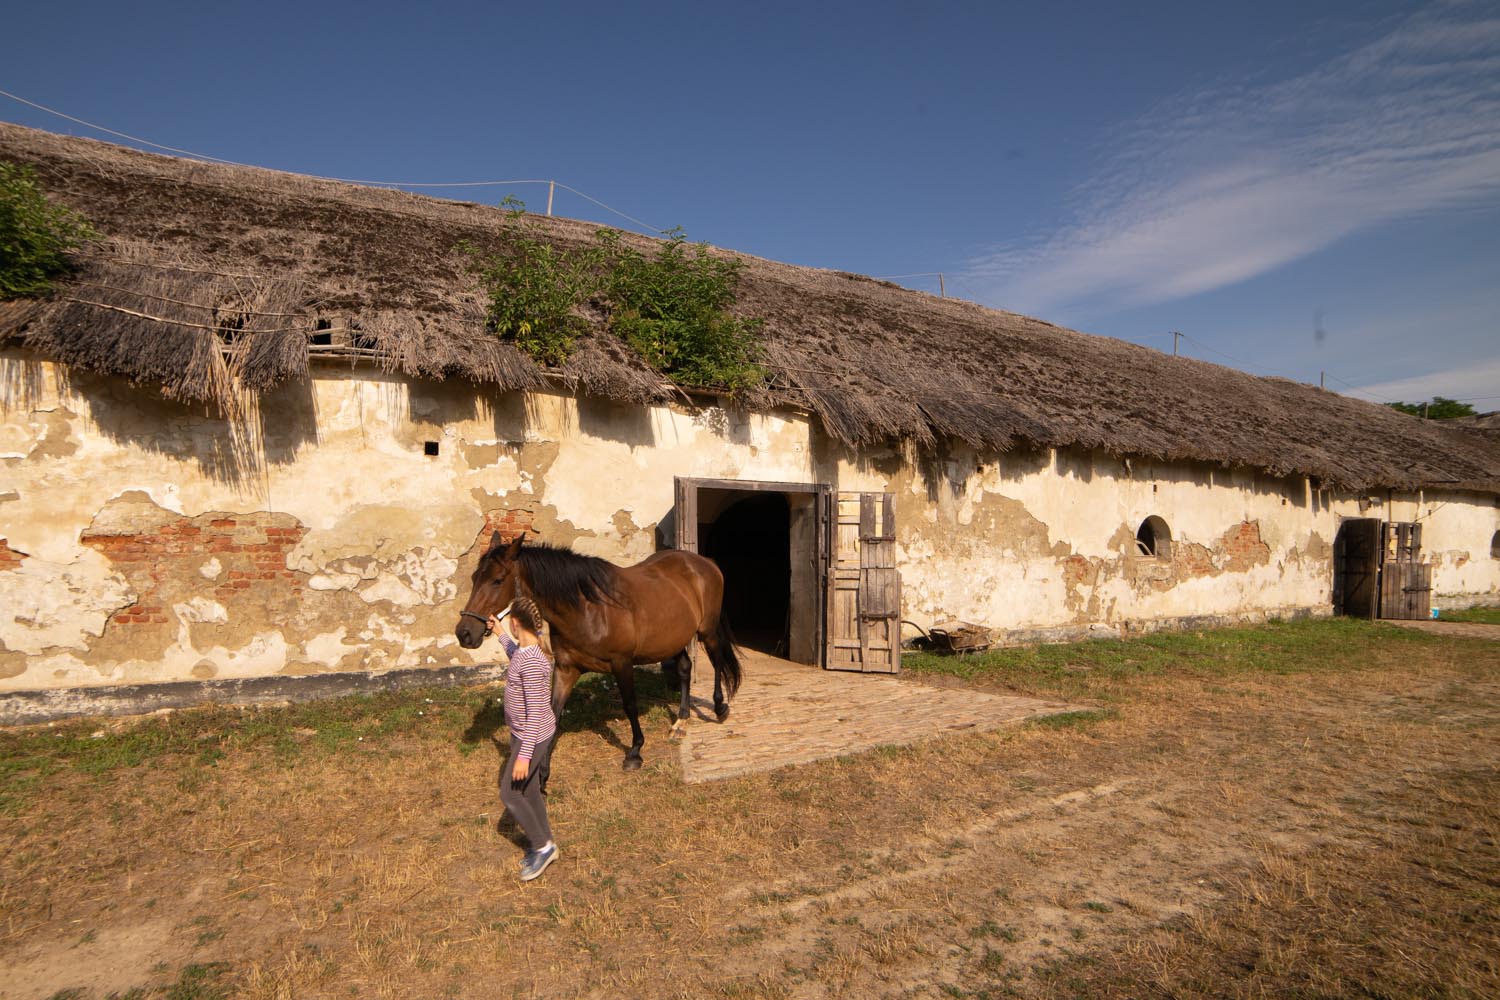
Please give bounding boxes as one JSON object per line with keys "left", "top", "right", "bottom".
{"left": 825, "top": 491, "right": 900, "bottom": 673}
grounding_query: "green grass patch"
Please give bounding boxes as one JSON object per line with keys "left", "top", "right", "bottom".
{"left": 903, "top": 617, "right": 1436, "bottom": 702}
{"left": 164, "top": 962, "right": 234, "bottom": 1000}
{"left": 1440, "top": 605, "right": 1500, "bottom": 625}
{"left": 1027, "top": 709, "right": 1117, "bottom": 730}
{"left": 0, "top": 683, "right": 504, "bottom": 813}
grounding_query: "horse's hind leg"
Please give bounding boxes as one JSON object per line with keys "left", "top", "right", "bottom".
{"left": 701, "top": 633, "right": 730, "bottom": 722}
{"left": 614, "top": 663, "right": 646, "bottom": 771}
{"left": 667, "top": 649, "right": 692, "bottom": 740}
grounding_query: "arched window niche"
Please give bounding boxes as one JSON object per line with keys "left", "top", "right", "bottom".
{"left": 1490, "top": 529, "right": 1500, "bottom": 560}
{"left": 1136, "top": 516, "right": 1173, "bottom": 559}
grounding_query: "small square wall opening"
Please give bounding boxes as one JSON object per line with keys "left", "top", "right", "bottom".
{"left": 424, "top": 441, "right": 440, "bottom": 457}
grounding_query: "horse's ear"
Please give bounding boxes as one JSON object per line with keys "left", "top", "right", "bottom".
{"left": 505, "top": 533, "right": 525, "bottom": 559}
{"left": 488, "top": 530, "right": 505, "bottom": 552}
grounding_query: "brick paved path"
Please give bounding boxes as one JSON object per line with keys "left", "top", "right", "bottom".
{"left": 1385, "top": 619, "right": 1500, "bottom": 641}
{"left": 678, "top": 649, "right": 1073, "bottom": 783}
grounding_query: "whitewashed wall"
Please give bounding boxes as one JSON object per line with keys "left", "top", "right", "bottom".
{"left": 2, "top": 355, "right": 1497, "bottom": 692}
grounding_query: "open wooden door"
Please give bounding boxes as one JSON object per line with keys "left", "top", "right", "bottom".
{"left": 674, "top": 476, "right": 699, "bottom": 554}
{"left": 825, "top": 492, "right": 901, "bottom": 673}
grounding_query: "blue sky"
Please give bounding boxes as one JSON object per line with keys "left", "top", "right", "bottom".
{"left": 3, "top": 0, "right": 1497, "bottom": 408}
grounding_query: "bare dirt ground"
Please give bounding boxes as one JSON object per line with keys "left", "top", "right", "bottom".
{"left": 2, "top": 619, "right": 1497, "bottom": 999}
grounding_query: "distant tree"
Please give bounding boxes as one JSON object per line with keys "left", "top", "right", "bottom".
{"left": 1386, "top": 397, "right": 1477, "bottom": 420}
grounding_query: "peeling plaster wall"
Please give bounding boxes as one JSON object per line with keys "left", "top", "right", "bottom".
{"left": 1329, "top": 489, "right": 1500, "bottom": 609}
{"left": 835, "top": 444, "right": 1336, "bottom": 632}
{"left": 3, "top": 352, "right": 1498, "bottom": 693}
{"left": 0, "top": 357, "right": 819, "bottom": 691}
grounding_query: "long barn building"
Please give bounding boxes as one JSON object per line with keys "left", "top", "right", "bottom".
{"left": 2, "top": 123, "right": 1498, "bottom": 712}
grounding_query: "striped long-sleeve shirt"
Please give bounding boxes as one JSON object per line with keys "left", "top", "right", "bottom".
{"left": 498, "top": 632, "right": 557, "bottom": 762}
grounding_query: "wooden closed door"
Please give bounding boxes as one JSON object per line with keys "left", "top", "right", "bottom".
{"left": 1380, "top": 562, "right": 1432, "bottom": 620}
{"left": 1378, "top": 521, "right": 1429, "bottom": 620}
{"left": 825, "top": 492, "right": 900, "bottom": 673}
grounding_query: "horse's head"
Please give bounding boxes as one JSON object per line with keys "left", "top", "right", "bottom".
{"left": 455, "top": 532, "right": 525, "bottom": 649}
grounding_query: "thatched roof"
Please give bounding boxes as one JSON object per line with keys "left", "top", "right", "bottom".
{"left": 1451, "top": 412, "right": 1500, "bottom": 442}
{"left": 3, "top": 122, "right": 1498, "bottom": 495}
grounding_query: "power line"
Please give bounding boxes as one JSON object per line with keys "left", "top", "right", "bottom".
{"left": 0, "top": 86, "right": 671, "bottom": 235}
{"left": 1174, "top": 332, "right": 1271, "bottom": 376}
{"left": 1322, "top": 371, "right": 1396, "bottom": 404}
{"left": 550, "top": 182, "right": 669, "bottom": 236}
{"left": 0, "top": 86, "right": 250, "bottom": 166}
{"left": 1170, "top": 329, "right": 1452, "bottom": 407}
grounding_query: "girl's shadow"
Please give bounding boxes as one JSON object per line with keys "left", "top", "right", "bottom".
{"left": 460, "top": 669, "right": 676, "bottom": 794}
{"left": 460, "top": 696, "right": 529, "bottom": 847}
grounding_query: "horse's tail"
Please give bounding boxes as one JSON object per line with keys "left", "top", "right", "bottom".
{"left": 706, "top": 610, "right": 743, "bottom": 700}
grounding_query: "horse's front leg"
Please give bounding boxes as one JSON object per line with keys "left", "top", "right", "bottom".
{"left": 551, "top": 658, "right": 582, "bottom": 722}
{"left": 613, "top": 661, "right": 646, "bottom": 771}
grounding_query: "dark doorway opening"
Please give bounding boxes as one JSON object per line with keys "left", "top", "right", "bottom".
{"left": 1333, "top": 518, "right": 1381, "bottom": 619}
{"left": 675, "top": 479, "right": 824, "bottom": 665}
{"left": 702, "top": 492, "right": 790, "bottom": 656}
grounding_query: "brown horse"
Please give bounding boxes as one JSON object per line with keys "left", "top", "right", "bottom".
{"left": 454, "top": 534, "right": 742, "bottom": 769}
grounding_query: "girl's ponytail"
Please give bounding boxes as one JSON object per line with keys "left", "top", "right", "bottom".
{"left": 511, "top": 595, "right": 544, "bottom": 634}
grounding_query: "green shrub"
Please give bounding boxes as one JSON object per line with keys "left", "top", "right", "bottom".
{"left": 0, "top": 161, "right": 96, "bottom": 299}
{"left": 461, "top": 207, "right": 764, "bottom": 392}
{"left": 600, "top": 227, "right": 765, "bottom": 392}
{"left": 459, "top": 201, "right": 604, "bottom": 366}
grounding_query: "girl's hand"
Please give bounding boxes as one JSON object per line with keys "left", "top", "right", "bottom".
{"left": 512, "top": 757, "right": 530, "bottom": 783}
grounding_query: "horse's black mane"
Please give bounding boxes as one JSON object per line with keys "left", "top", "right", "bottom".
{"left": 508, "top": 543, "right": 621, "bottom": 608}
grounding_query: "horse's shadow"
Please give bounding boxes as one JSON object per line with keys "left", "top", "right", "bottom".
{"left": 460, "top": 669, "right": 680, "bottom": 841}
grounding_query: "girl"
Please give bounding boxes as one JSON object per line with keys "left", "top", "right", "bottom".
{"left": 489, "top": 596, "right": 559, "bottom": 881}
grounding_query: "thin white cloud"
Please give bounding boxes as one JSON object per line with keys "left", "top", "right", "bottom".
{"left": 1354, "top": 356, "right": 1500, "bottom": 407}
{"left": 966, "top": 2, "right": 1500, "bottom": 316}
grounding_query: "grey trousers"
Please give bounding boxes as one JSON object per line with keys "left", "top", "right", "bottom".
{"left": 499, "top": 733, "right": 555, "bottom": 850}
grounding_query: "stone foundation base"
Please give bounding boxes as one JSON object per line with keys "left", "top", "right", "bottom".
{"left": 0, "top": 662, "right": 504, "bottom": 726}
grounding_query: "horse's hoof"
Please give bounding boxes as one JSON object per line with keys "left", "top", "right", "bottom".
{"left": 715, "top": 704, "right": 731, "bottom": 722}
{"left": 669, "top": 720, "right": 687, "bottom": 740}
{"left": 623, "top": 755, "right": 643, "bottom": 771}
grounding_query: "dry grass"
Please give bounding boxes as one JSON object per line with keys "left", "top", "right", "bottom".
{"left": 1, "top": 619, "right": 1498, "bottom": 999}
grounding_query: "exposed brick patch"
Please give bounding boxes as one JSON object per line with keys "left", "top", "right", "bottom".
{"left": 479, "top": 506, "right": 537, "bottom": 548}
{"left": 1061, "top": 554, "right": 1097, "bottom": 590}
{"left": 83, "top": 511, "right": 309, "bottom": 628}
{"left": 1220, "top": 520, "right": 1271, "bottom": 573}
{"left": 0, "top": 538, "right": 27, "bottom": 571}
{"left": 1175, "top": 542, "right": 1217, "bottom": 579}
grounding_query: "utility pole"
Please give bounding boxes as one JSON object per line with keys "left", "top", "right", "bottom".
{"left": 938, "top": 273, "right": 946, "bottom": 298}
{"left": 1172, "top": 331, "right": 1181, "bottom": 356}
{"left": 1320, "top": 371, "right": 1325, "bottom": 390}
{"left": 546, "top": 180, "right": 555, "bottom": 216}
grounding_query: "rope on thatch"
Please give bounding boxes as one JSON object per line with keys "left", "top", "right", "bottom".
{"left": 70, "top": 281, "right": 313, "bottom": 319}
{"left": 59, "top": 299, "right": 320, "bottom": 336}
